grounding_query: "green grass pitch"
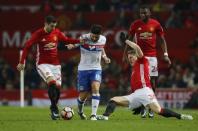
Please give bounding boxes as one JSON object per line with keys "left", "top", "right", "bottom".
{"left": 0, "top": 106, "right": 197, "bottom": 131}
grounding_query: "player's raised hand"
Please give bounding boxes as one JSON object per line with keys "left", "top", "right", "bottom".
{"left": 120, "top": 32, "right": 128, "bottom": 62}
{"left": 120, "top": 32, "right": 127, "bottom": 44}
{"left": 103, "top": 56, "right": 111, "bottom": 64}
{"left": 66, "top": 44, "right": 75, "bottom": 50}
{"left": 17, "top": 63, "right": 25, "bottom": 71}
{"left": 164, "top": 55, "right": 171, "bottom": 67}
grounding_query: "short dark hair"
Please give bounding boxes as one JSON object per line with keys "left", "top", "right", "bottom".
{"left": 90, "top": 24, "right": 102, "bottom": 35}
{"left": 127, "top": 49, "right": 136, "bottom": 55}
{"left": 45, "top": 15, "right": 57, "bottom": 24}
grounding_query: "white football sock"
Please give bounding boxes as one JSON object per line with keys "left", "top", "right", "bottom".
{"left": 91, "top": 94, "right": 100, "bottom": 116}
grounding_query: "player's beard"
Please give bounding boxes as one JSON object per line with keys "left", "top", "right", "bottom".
{"left": 91, "top": 38, "right": 99, "bottom": 42}
{"left": 48, "top": 28, "right": 54, "bottom": 33}
{"left": 46, "top": 27, "right": 55, "bottom": 33}
{"left": 141, "top": 17, "right": 149, "bottom": 23}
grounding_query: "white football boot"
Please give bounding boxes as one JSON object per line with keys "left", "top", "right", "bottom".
{"left": 181, "top": 114, "right": 193, "bottom": 120}
{"left": 96, "top": 115, "right": 109, "bottom": 120}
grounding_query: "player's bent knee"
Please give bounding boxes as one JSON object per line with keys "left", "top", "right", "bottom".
{"left": 92, "top": 87, "right": 100, "bottom": 94}
{"left": 152, "top": 107, "right": 161, "bottom": 114}
{"left": 92, "top": 90, "right": 100, "bottom": 94}
{"left": 148, "top": 102, "right": 161, "bottom": 113}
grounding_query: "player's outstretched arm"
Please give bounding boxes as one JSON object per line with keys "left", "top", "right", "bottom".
{"left": 122, "top": 33, "right": 133, "bottom": 63}
{"left": 58, "top": 30, "right": 81, "bottom": 44}
{"left": 65, "top": 44, "right": 79, "bottom": 50}
{"left": 66, "top": 36, "right": 85, "bottom": 50}
{"left": 17, "top": 31, "right": 39, "bottom": 71}
{"left": 159, "top": 36, "right": 171, "bottom": 66}
{"left": 125, "top": 40, "right": 144, "bottom": 58}
{"left": 120, "top": 32, "right": 143, "bottom": 58}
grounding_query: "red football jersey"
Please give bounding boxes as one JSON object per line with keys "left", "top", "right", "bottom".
{"left": 130, "top": 57, "right": 151, "bottom": 92}
{"left": 129, "top": 18, "right": 164, "bottom": 57}
{"left": 20, "top": 28, "right": 80, "bottom": 65}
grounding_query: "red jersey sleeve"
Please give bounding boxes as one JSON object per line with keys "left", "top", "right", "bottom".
{"left": 57, "top": 30, "right": 80, "bottom": 44}
{"left": 137, "top": 56, "right": 147, "bottom": 64}
{"left": 156, "top": 22, "right": 165, "bottom": 37}
{"left": 19, "top": 31, "right": 40, "bottom": 64}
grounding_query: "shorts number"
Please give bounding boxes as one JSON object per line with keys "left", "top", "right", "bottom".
{"left": 151, "top": 66, "right": 158, "bottom": 72}
{"left": 95, "top": 74, "right": 101, "bottom": 81}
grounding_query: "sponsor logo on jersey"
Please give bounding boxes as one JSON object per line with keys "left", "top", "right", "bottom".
{"left": 82, "top": 44, "right": 104, "bottom": 51}
{"left": 44, "top": 42, "right": 56, "bottom": 50}
{"left": 139, "top": 32, "right": 152, "bottom": 39}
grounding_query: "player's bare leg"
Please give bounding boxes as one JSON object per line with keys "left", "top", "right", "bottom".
{"left": 140, "top": 77, "right": 157, "bottom": 118}
{"left": 90, "top": 81, "right": 101, "bottom": 120}
{"left": 141, "top": 76, "right": 156, "bottom": 118}
{"left": 149, "top": 76, "right": 157, "bottom": 118}
{"left": 97, "top": 96, "right": 129, "bottom": 120}
{"left": 150, "top": 76, "right": 157, "bottom": 92}
{"left": 46, "top": 76, "right": 60, "bottom": 120}
{"left": 148, "top": 102, "right": 193, "bottom": 120}
{"left": 77, "top": 92, "right": 89, "bottom": 120}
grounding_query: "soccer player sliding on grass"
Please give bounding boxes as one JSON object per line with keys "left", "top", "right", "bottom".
{"left": 97, "top": 33, "right": 193, "bottom": 121}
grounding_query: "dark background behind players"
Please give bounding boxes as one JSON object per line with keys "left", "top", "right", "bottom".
{"left": 0, "top": 0, "right": 198, "bottom": 108}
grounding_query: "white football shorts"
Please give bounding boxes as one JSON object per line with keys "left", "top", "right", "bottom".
{"left": 123, "top": 87, "right": 158, "bottom": 110}
{"left": 36, "top": 64, "right": 61, "bottom": 86}
{"left": 145, "top": 57, "right": 158, "bottom": 77}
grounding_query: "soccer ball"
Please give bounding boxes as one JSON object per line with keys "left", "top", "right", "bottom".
{"left": 61, "top": 106, "right": 74, "bottom": 120}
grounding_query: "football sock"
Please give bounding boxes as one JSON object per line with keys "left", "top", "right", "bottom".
{"left": 140, "top": 105, "right": 146, "bottom": 113}
{"left": 48, "top": 81, "right": 58, "bottom": 107}
{"left": 91, "top": 94, "right": 100, "bottom": 116}
{"left": 103, "top": 100, "right": 116, "bottom": 116}
{"left": 151, "top": 77, "right": 157, "bottom": 93}
{"left": 159, "top": 108, "right": 181, "bottom": 119}
{"left": 77, "top": 98, "right": 85, "bottom": 114}
{"left": 55, "top": 88, "right": 60, "bottom": 104}
{"left": 132, "top": 106, "right": 142, "bottom": 115}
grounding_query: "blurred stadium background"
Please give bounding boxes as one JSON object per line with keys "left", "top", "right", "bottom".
{"left": 0, "top": 0, "right": 198, "bottom": 109}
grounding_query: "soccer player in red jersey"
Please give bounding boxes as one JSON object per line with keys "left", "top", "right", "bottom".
{"left": 16, "top": 15, "right": 83, "bottom": 120}
{"left": 96, "top": 37, "right": 193, "bottom": 121}
{"left": 125, "top": 5, "right": 171, "bottom": 118}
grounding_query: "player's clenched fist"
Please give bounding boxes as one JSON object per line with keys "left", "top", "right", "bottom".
{"left": 17, "top": 63, "right": 25, "bottom": 71}
{"left": 120, "top": 32, "right": 127, "bottom": 43}
{"left": 103, "top": 56, "right": 111, "bottom": 64}
{"left": 164, "top": 55, "right": 171, "bottom": 66}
